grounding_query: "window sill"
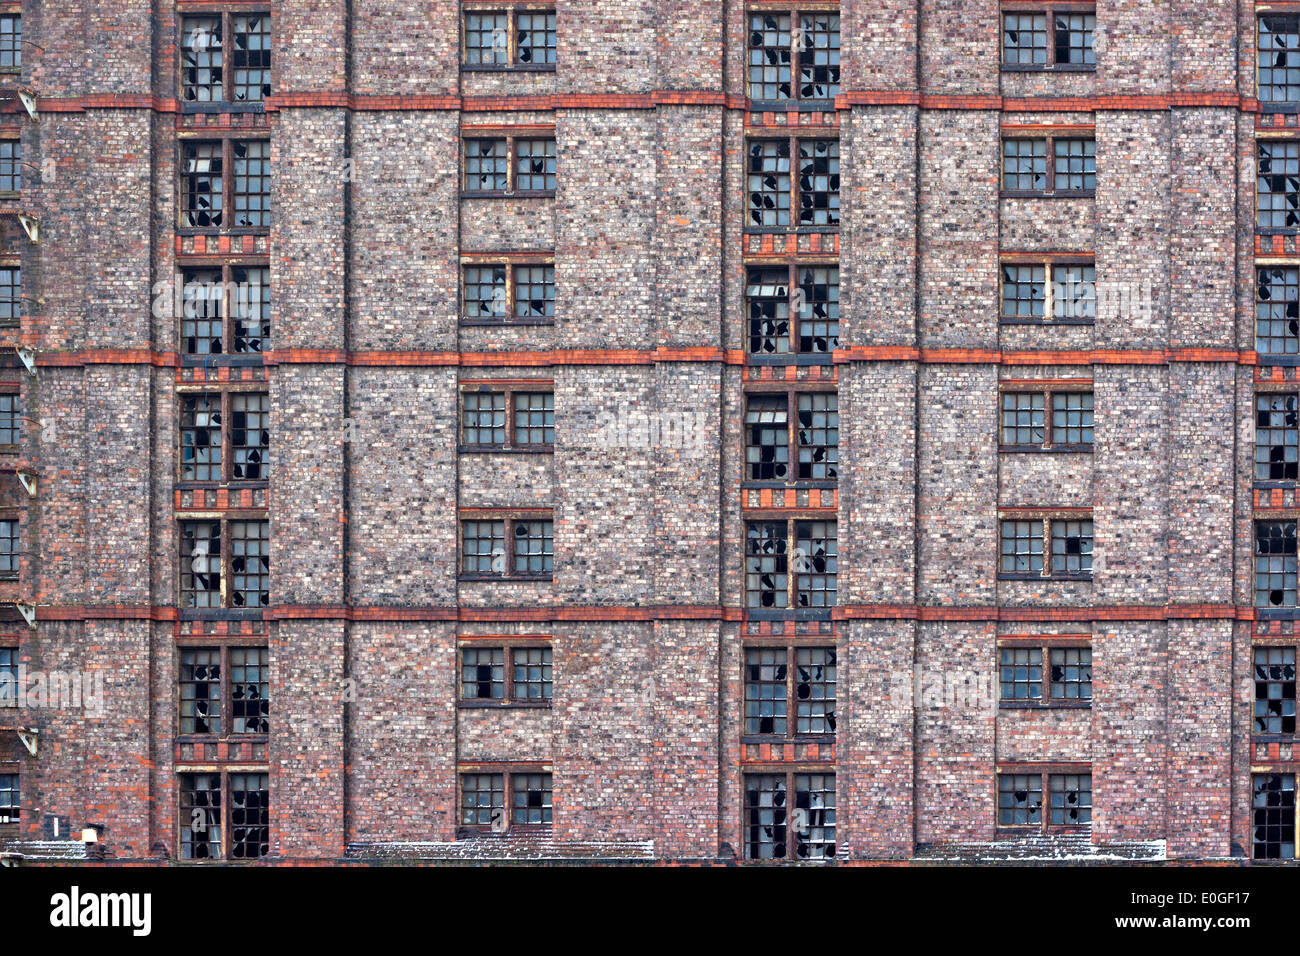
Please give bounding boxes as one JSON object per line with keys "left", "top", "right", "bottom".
{"left": 460, "top": 318, "right": 555, "bottom": 327}
{"left": 178, "top": 608, "right": 267, "bottom": 622}
{"left": 998, "top": 573, "right": 1093, "bottom": 582}
{"left": 1257, "top": 607, "right": 1300, "bottom": 620}
{"left": 460, "top": 63, "right": 556, "bottom": 73}
{"left": 176, "top": 228, "right": 271, "bottom": 238}
{"left": 745, "top": 607, "right": 835, "bottom": 622}
{"left": 1000, "top": 190, "right": 1095, "bottom": 200}
{"left": 1000, "top": 64, "right": 1096, "bottom": 73}
{"left": 746, "top": 353, "right": 836, "bottom": 367}
{"left": 457, "top": 700, "right": 553, "bottom": 709}
{"left": 998, "top": 700, "right": 1092, "bottom": 710}
{"left": 742, "top": 480, "right": 838, "bottom": 490}
{"left": 999, "top": 445, "right": 1093, "bottom": 455}
{"left": 747, "top": 99, "right": 839, "bottom": 112}
{"left": 994, "top": 826, "right": 1092, "bottom": 838}
{"left": 1252, "top": 733, "right": 1300, "bottom": 744}
{"left": 999, "top": 318, "right": 1095, "bottom": 327}
{"left": 461, "top": 191, "right": 556, "bottom": 200}
{"left": 175, "top": 480, "right": 271, "bottom": 491}
{"left": 1257, "top": 228, "right": 1299, "bottom": 237}
{"left": 179, "top": 354, "right": 267, "bottom": 367}
{"left": 742, "top": 225, "right": 840, "bottom": 235}
{"left": 180, "top": 101, "right": 268, "bottom": 114}
{"left": 1259, "top": 103, "right": 1300, "bottom": 114}
{"left": 1255, "top": 481, "right": 1299, "bottom": 490}
{"left": 458, "top": 574, "right": 553, "bottom": 583}
{"left": 458, "top": 444, "right": 554, "bottom": 455}
{"left": 740, "top": 734, "right": 836, "bottom": 745}
{"left": 175, "top": 734, "right": 269, "bottom": 743}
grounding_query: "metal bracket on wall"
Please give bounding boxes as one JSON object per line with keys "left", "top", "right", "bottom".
{"left": 15, "top": 469, "right": 35, "bottom": 497}
{"left": 16, "top": 727, "right": 36, "bottom": 756}
{"left": 16, "top": 212, "right": 37, "bottom": 243}
{"left": 12, "top": 602, "right": 35, "bottom": 628}
{"left": 16, "top": 89, "right": 36, "bottom": 122}
{"left": 14, "top": 346, "right": 34, "bottom": 376}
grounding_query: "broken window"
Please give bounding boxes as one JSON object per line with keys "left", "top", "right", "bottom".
{"left": 182, "top": 13, "right": 272, "bottom": 103}
{"left": 180, "top": 648, "right": 223, "bottom": 734}
{"left": 1260, "top": 15, "right": 1300, "bottom": 106}
{"left": 181, "top": 520, "right": 222, "bottom": 607}
{"left": 1002, "top": 136, "right": 1095, "bottom": 196}
{"left": 744, "top": 646, "right": 837, "bottom": 737}
{"left": 462, "top": 646, "right": 505, "bottom": 700}
{"left": 461, "top": 773, "right": 505, "bottom": 826}
{"left": 796, "top": 392, "right": 838, "bottom": 479}
{"left": 1257, "top": 393, "right": 1299, "bottom": 481}
{"left": 180, "top": 645, "right": 269, "bottom": 736}
{"left": 463, "top": 390, "right": 507, "bottom": 445}
{"left": 795, "top": 520, "right": 837, "bottom": 607}
{"left": 0, "top": 139, "right": 19, "bottom": 194}
{"left": 228, "top": 772, "right": 269, "bottom": 858}
{"left": 746, "top": 137, "right": 839, "bottom": 229}
{"left": 1050, "top": 647, "right": 1092, "bottom": 700}
{"left": 746, "top": 11, "right": 840, "bottom": 102}
{"left": 1003, "top": 10, "right": 1094, "bottom": 68}
{"left": 459, "top": 643, "right": 550, "bottom": 704}
{"left": 1001, "top": 259, "right": 1094, "bottom": 324}
{"left": 183, "top": 265, "right": 271, "bottom": 354}
{"left": 1048, "top": 773, "right": 1091, "bottom": 825}
{"left": 998, "top": 772, "right": 1043, "bottom": 826}
{"left": 0, "top": 518, "right": 16, "bottom": 581}
{"left": 230, "top": 520, "right": 270, "bottom": 608}
{"left": 745, "top": 395, "right": 790, "bottom": 480}
{"left": 1258, "top": 267, "right": 1300, "bottom": 356}
{"left": 464, "top": 135, "right": 557, "bottom": 195}
{"left": 746, "top": 521, "right": 789, "bottom": 608}
{"left": 746, "top": 264, "right": 838, "bottom": 355}
{"left": 461, "top": 513, "right": 553, "bottom": 579}
{"left": 745, "top": 391, "right": 837, "bottom": 482}
{"left": 462, "top": 8, "right": 556, "bottom": 68}
{"left": 0, "top": 265, "right": 19, "bottom": 327}
{"left": 512, "top": 772, "right": 552, "bottom": 824}
{"left": 180, "top": 519, "right": 269, "bottom": 609}
{"left": 1000, "top": 520, "right": 1044, "bottom": 575}
{"left": 180, "top": 391, "right": 270, "bottom": 482}
{"left": 1256, "top": 520, "right": 1298, "bottom": 608}
{"left": 231, "top": 647, "right": 269, "bottom": 733}
{"left": 1001, "top": 643, "right": 1093, "bottom": 705}
{"left": 1254, "top": 773, "right": 1297, "bottom": 859}
{"left": 745, "top": 519, "right": 836, "bottom": 609}
{"left": 1051, "top": 520, "right": 1093, "bottom": 575}
{"left": 1001, "top": 392, "right": 1045, "bottom": 446}
{"left": 462, "top": 261, "right": 555, "bottom": 323}
{"left": 0, "top": 393, "right": 19, "bottom": 448}
{"left": 0, "top": 15, "right": 20, "bottom": 72}
{"left": 1254, "top": 646, "right": 1297, "bottom": 734}
{"left": 999, "top": 647, "right": 1043, "bottom": 701}
{"left": 179, "top": 772, "right": 223, "bottom": 859}
{"left": 1258, "top": 141, "right": 1300, "bottom": 231}
{"left": 181, "top": 139, "right": 270, "bottom": 231}
{"left": 0, "top": 647, "right": 15, "bottom": 707}
{"left": 0, "top": 772, "right": 17, "bottom": 824}
{"left": 462, "top": 385, "right": 555, "bottom": 450}
{"left": 744, "top": 771, "right": 836, "bottom": 860}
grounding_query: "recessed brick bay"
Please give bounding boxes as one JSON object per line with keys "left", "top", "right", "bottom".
{"left": 0, "top": 0, "right": 1292, "bottom": 866}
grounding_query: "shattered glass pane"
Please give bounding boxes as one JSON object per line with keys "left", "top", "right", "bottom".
{"left": 747, "top": 267, "right": 790, "bottom": 354}
{"left": 1258, "top": 141, "right": 1300, "bottom": 230}
{"left": 998, "top": 773, "right": 1042, "bottom": 826}
{"left": 746, "top": 521, "right": 788, "bottom": 608}
{"left": 797, "top": 392, "right": 837, "bottom": 479}
{"left": 744, "top": 774, "right": 787, "bottom": 858}
{"left": 461, "top": 646, "right": 505, "bottom": 699}
{"left": 1260, "top": 15, "right": 1300, "bottom": 105}
{"left": 231, "top": 647, "right": 270, "bottom": 734}
{"left": 1257, "top": 267, "right": 1300, "bottom": 355}
{"left": 182, "top": 16, "right": 223, "bottom": 102}
{"left": 1048, "top": 773, "right": 1091, "bottom": 826}
{"left": 1253, "top": 773, "right": 1296, "bottom": 859}
{"left": 180, "top": 648, "right": 222, "bottom": 734}
{"left": 1256, "top": 520, "right": 1299, "bottom": 608}
{"left": 232, "top": 14, "right": 272, "bottom": 102}
{"left": 744, "top": 648, "right": 787, "bottom": 735}
{"left": 1002, "top": 138, "right": 1047, "bottom": 192}
{"left": 748, "top": 14, "right": 791, "bottom": 100}
{"left": 1254, "top": 646, "right": 1297, "bottom": 734}
{"left": 181, "top": 393, "right": 222, "bottom": 482}
{"left": 745, "top": 394, "right": 789, "bottom": 481}
{"left": 747, "top": 140, "right": 790, "bottom": 227}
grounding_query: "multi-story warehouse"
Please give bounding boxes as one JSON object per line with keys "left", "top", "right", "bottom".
{"left": 0, "top": 0, "right": 1296, "bottom": 865}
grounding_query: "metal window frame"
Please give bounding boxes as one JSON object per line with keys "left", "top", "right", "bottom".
{"left": 740, "top": 768, "right": 838, "bottom": 862}
{"left": 458, "top": 509, "right": 554, "bottom": 581}
{"left": 459, "top": 4, "right": 558, "bottom": 72}
{"left": 999, "top": 131, "right": 1096, "bottom": 198}
{"left": 177, "top": 260, "right": 271, "bottom": 358}
{"left": 176, "top": 385, "right": 271, "bottom": 485}
{"left": 999, "top": 4, "right": 1097, "bottom": 72}
{"left": 460, "top": 254, "right": 556, "bottom": 326}
{"left": 744, "top": 516, "right": 838, "bottom": 610}
{"left": 744, "top": 258, "right": 840, "bottom": 357}
{"left": 459, "top": 380, "right": 555, "bottom": 453}
{"left": 743, "top": 133, "right": 841, "bottom": 232}
{"left": 177, "top": 135, "right": 272, "bottom": 235}
{"left": 456, "top": 762, "right": 553, "bottom": 834}
{"left": 1259, "top": 13, "right": 1300, "bottom": 111}
{"left": 178, "top": 513, "right": 270, "bottom": 611}
{"left": 176, "top": 641, "right": 271, "bottom": 739}
{"left": 996, "top": 635, "right": 1092, "bottom": 709}
{"left": 741, "top": 641, "right": 837, "bottom": 741}
{"left": 178, "top": 9, "right": 274, "bottom": 110}
{"left": 998, "top": 509, "right": 1094, "bottom": 581}
{"left": 176, "top": 767, "right": 271, "bottom": 862}
{"left": 457, "top": 636, "right": 553, "bottom": 708}
{"left": 460, "top": 129, "right": 557, "bottom": 197}
{"left": 742, "top": 385, "right": 839, "bottom": 486}
{"left": 744, "top": 4, "right": 842, "bottom": 106}
{"left": 994, "top": 761, "right": 1092, "bottom": 834}
{"left": 999, "top": 254, "right": 1095, "bottom": 326}
{"left": 997, "top": 379, "right": 1094, "bottom": 453}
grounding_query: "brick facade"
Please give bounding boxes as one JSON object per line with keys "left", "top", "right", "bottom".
{"left": 0, "top": 0, "right": 1288, "bottom": 865}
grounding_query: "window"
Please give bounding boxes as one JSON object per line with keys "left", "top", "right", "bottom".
{"left": 180, "top": 518, "right": 270, "bottom": 609}
{"left": 461, "top": 386, "right": 554, "bottom": 449}
{"left": 463, "top": 135, "right": 557, "bottom": 195}
{"left": 180, "top": 391, "right": 271, "bottom": 482}
{"left": 461, "top": 261, "right": 555, "bottom": 322}
{"left": 1253, "top": 773, "right": 1296, "bottom": 859}
{"left": 181, "top": 13, "right": 272, "bottom": 104}
{"left": 462, "top": 7, "right": 556, "bottom": 68}
{"left": 1001, "top": 136, "right": 1095, "bottom": 196}
{"left": 746, "top": 137, "right": 839, "bottom": 228}
{"left": 1000, "top": 514, "right": 1093, "bottom": 580}
{"left": 179, "top": 645, "right": 270, "bottom": 735}
{"left": 1259, "top": 141, "right": 1300, "bottom": 231}
{"left": 461, "top": 513, "right": 553, "bottom": 578}
{"left": 460, "top": 642, "right": 552, "bottom": 703}
{"left": 999, "top": 769, "right": 1091, "bottom": 829}
{"left": 1001, "top": 259, "right": 1094, "bottom": 324}
{"left": 1258, "top": 267, "right": 1300, "bottom": 356}
{"left": 743, "top": 772, "right": 836, "bottom": 860}
{"left": 179, "top": 771, "right": 269, "bottom": 860}
{"left": 0, "top": 772, "right": 16, "bottom": 824}
{"left": 1000, "top": 387, "right": 1092, "bottom": 451}
{"left": 180, "top": 265, "right": 270, "bottom": 355}
{"left": 1256, "top": 520, "right": 1298, "bottom": 609}
{"left": 0, "top": 647, "right": 14, "bottom": 707}
{"left": 746, "top": 11, "right": 840, "bottom": 102}
{"left": 746, "top": 519, "right": 837, "bottom": 609}
{"left": 0, "top": 265, "right": 20, "bottom": 327}
{"left": 1002, "top": 9, "right": 1094, "bottom": 69}
{"left": 1255, "top": 647, "right": 1297, "bottom": 735}
{"left": 999, "top": 643, "right": 1093, "bottom": 705}
{"left": 0, "top": 139, "right": 18, "bottom": 194}
{"left": 0, "top": 393, "right": 18, "bottom": 448}
{"left": 459, "top": 769, "right": 552, "bottom": 831}
{"left": 1260, "top": 15, "right": 1300, "bottom": 107}
{"left": 1258, "top": 394, "right": 1299, "bottom": 482}
{"left": 744, "top": 391, "right": 838, "bottom": 482}
{"left": 746, "top": 264, "right": 839, "bottom": 355}
{"left": 181, "top": 139, "right": 270, "bottom": 230}
{"left": 0, "top": 517, "right": 18, "bottom": 580}
{"left": 744, "top": 645, "right": 836, "bottom": 736}
{"left": 0, "top": 16, "right": 19, "bottom": 71}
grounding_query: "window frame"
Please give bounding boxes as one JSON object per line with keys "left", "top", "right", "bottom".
{"left": 459, "top": 382, "right": 555, "bottom": 453}
{"left": 741, "top": 769, "right": 838, "bottom": 861}
{"left": 177, "top": 768, "right": 271, "bottom": 861}
{"left": 1255, "top": 387, "right": 1300, "bottom": 485}
{"left": 461, "top": 130, "right": 557, "bottom": 197}
{"left": 999, "top": 131, "right": 1096, "bottom": 198}
{"left": 744, "top": 259, "right": 840, "bottom": 358}
{"left": 460, "top": 255, "right": 556, "bottom": 326}
{"left": 0, "top": 13, "right": 20, "bottom": 76}
{"left": 998, "top": 381, "right": 1094, "bottom": 453}
{"left": 457, "top": 764, "right": 553, "bottom": 834}
{"left": 1253, "top": 642, "right": 1298, "bottom": 738}
{"left": 999, "top": 255, "right": 1096, "bottom": 326}
{"left": 0, "top": 387, "right": 20, "bottom": 451}
{"left": 0, "top": 509, "right": 21, "bottom": 583}
{"left": 460, "top": 4, "right": 557, "bottom": 71}
{"left": 1255, "top": 518, "right": 1299, "bottom": 612}
{"left": 179, "top": 515, "right": 271, "bottom": 612}
{"left": 457, "top": 637, "right": 553, "bottom": 708}
{"left": 178, "top": 135, "right": 272, "bottom": 235}
{"left": 1257, "top": 137, "right": 1300, "bottom": 234}
{"left": 0, "top": 766, "right": 18, "bottom": 826}
{"left": 459, "top": 509, "right": 554, "bottom": 581}
{"left": 995, "top": 763, "right": 1093, "bottom": 833}
{"left": 744, "top": 517, "right": 838, "bottom": 612}
{"left": 1252, "top": 771, "right": 1297, "bottom": 859}
{"left": 744, "top": 134, "right": 841, "bottom": 232}
{"left": 741, "top": 641, "right": 838, "bottom": 740}
{"left": 179, "top": 9, "right": 274, "bottom": 109}
{"left": 1256, "top": 264, "right": 1300, "bottom": 357}
{"left": 997, "top": 636, "right": 1092, "bottom": 709}
{"left": 177, "top": 386, "right": 271, "bottom": 485}
{"left": 0, "top": 255, "right": 21, "bottom": 330}
{"left": 998, "top": 510, "right": 1094, "bottom": 582}
{"left": 1000, "top": 5, "right": 1096, "bottom": 72}
{"left": 1259, "top": 14, "right": 1300, "bottom": 110}
{"left": 743, "top": 386, "right": 839, "bottom": 486}
{"left": 177, "top": 261, "right": 271, "bottom": 358}
{"left": 177, "top": 642, "right": 271, "bottom": 738}
{"left": 0, "top": 644, "right": 15, "bottom": 708}
{"left": 744, "top": 6, "right": 842, "bottom": 105}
